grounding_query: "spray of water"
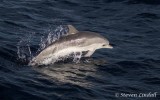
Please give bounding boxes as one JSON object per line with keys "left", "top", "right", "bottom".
{"left": 17, "top": 25, "right": 82, "bottom": 65}
{"left": 17, "top": 33, "right": 34, "bottom": 63}
{"left": 59, "top": 51, "right": 83, "bottom": 63}
{"left": 38, "top": 25, "right": 69, "bottom": 51}
{"left": 73, "top": 52, "right": 82, "bottom": 63}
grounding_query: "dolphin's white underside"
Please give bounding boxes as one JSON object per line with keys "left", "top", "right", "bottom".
{"left": 39, "top": 44, "right": 100, "bottom": 65}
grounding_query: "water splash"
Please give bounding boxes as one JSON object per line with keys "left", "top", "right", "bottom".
{"left": 17, "top": 25, "right": 83, "bottom": 65}
{"left": 38, "top": 25, "right": 69, "bottom": 51}
{"left": 73, "top": 52, "right": 83, "bottom": 63}
{"left": 38, "top": 25, "right": 85, "bottom": 64}
{"left": 17, "top": 33, "right": 34, "bottom": 63}
{"left": 40, "top": 51, "right": 83, "bottom": 65}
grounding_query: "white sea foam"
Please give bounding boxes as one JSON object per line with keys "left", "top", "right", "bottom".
{"left": 39, "top": 47, "right": 84, "bottom": 65}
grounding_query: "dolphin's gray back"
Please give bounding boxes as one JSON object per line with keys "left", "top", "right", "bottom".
{"left": 42, "top": 31, "right": 108, "bottom": 54}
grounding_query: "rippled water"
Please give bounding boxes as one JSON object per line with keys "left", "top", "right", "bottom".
{"left": 0, "top": 0, "right": 160, "bottom": 100}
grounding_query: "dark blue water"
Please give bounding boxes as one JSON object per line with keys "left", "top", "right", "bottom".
{"left": 0, "top": 0, "right": 160, "bottom": 100}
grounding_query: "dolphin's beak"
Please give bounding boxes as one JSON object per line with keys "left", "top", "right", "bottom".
{"left": 107, "top": 44, "right": 113, "bottom": 49}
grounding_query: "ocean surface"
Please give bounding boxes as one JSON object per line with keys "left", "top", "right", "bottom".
{"left": 0, "top": 0, "right": 160, "bottom": 100}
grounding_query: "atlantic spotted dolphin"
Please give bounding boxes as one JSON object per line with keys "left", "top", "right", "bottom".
{"left": 29, "top": 25, "right": 113, "bottom": 66}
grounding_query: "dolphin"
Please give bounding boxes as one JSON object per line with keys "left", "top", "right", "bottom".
{"left": 29, "top": 25, "right": 113, "bottom": 66}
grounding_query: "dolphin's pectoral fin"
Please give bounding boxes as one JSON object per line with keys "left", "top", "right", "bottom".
{"left": 67, "top": 25, "right": 78, "bottom": 34}
{"left": 84, "top": 50, "right": 95, "bottom": 57}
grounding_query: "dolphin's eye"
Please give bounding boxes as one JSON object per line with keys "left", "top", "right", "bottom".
{"left": 102, "top": 44, "right": 106, "bottom": 46}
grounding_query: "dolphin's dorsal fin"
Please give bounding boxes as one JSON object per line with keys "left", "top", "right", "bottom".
{"left": 67, "top": 25, "right": 78, "bottom": 34}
